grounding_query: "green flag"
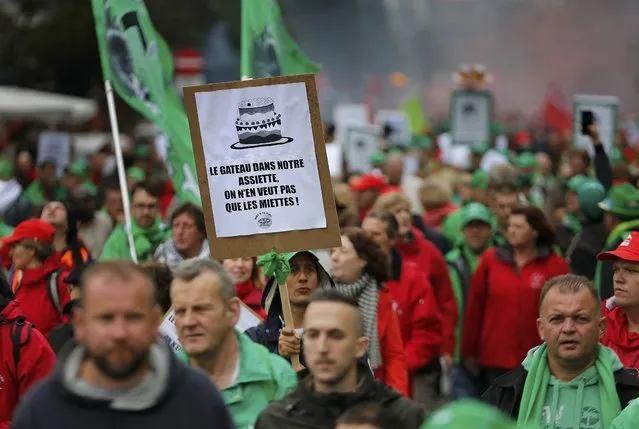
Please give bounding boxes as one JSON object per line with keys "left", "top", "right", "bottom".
{"left": 402, "top": 93, "right": 430, "bottom": 134}
{"left": 241, "top": 0, "right": 321, "bottom": 78}
{"left": 91, "top": 0, "right": 200, "bottom": 205}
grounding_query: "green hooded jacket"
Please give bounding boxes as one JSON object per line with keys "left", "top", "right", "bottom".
{"left": 100, "top": 217, "right": 170, "bottom": 261}
{"left": 185, "top": 330, "right": 298, "bottom": 429}
{"left": 22, "top": 180, "right": 67, "bottom": 206}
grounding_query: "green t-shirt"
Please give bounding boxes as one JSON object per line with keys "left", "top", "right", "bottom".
{"left": 542, "top": 366, "right": 602, "bottom": 429}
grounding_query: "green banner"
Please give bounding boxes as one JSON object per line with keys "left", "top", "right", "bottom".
{"left": 91, "top": 0, "right": 200, "bottom": 205}
{"left": 241, "top": 0, "right": 321, "bottom": 79}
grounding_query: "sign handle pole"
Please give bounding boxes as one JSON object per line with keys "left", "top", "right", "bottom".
{"left": 104, "top": 80, "right": 138, "bottom": 263}
{"left": 277, "top": 281, "right": 302, "bottom": 370}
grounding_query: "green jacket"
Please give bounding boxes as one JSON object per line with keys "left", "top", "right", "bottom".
{"left": 22, "top": 180, "right": 67, "bottom": 206}
{"left": 100, "top": 217, "right": 170, "bottom": 261}
{"left": 441, "top": 208, "right": 465, "bottom": 245}
{"left": 188, "top": 330, "right": 298, "bottom": 429}
{"left": 446, "top": 244, "right": 484, "bottom": 363}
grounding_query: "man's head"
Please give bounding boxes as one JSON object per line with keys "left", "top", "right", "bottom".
{"left": 597, "top": 232, "right": 639, "bottom": 309}
{"left": 303, "top": 289, "right": 368, "bottom": 392}
{"left": 40, "top": 200, "right": 68, "bottom": 231}
{"left": 171, "top": 259, "right": 240, "bottom": 360}
{"left": 170, "top": 203, "right": 205, "bottom": 255}
{"left": 462, "top": 203, "right": 493, "bottom": 252}
{"left": 537, "top": 274, "right": 604, "bottom": 373}
{"left": 567, "top": 148, "right": 591, "bottom": 177}
{"left": 75, "top": 262, "right": 161, "bottom": 381}
{"left": 490, "top": 186, "right": 519, "bottom": 231}
{"left": 362, "top": 210, "right": 399, "bottom": 255}
{"left": 598, "top": 183, "right": 639, "bottom": 233}
{"left": 384, "top": 152, "right": 404, "bottom": 186}
{"left": 374, "top": 192, "right": 413, "bottom": 236}
{"left": 536, "top": 152, "right": 553, "bottom": 176}
{"left": 349, "top": 174, "right": 386, "bottom": 210}
{"left": 130, "top": 181, "right": 159, "bottom": 228}
{"left": 39, "top": 160, "right": 58, "bottom": 188}
{"left": 335, "top": 403, "right": 403, "bottom": 429}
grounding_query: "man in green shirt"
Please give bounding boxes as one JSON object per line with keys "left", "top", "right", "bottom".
{"left": 171, "top": 258, "right": 297, "bottom": 429}
{"left": 447, "top": 203, "right": 495, "bottom": 399}
{"left": 441, "top": 170, "right": 489, "bottom": 245}
{"left": 100, "top": 181, "right": 169, "bottom": 261}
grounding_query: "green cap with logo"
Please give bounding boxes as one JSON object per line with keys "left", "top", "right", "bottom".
{"left": 598, "top": 183, "right": 639, "bottom": 220}
{"left": 419, "top": 400, "right": 516, "bottom": 429}
{"left": 462, "top": 203, "right": 493, "bottom": 227}
{"left": 469, "top": 170, "right": 488, "bottom": 190}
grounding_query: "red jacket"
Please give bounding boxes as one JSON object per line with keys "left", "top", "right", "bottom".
{"left": 0, "top": 300, "right": 55, "bottom": 428}
{"left": 384, "top": 252, "right": 442, "bottom": 371}
{"left": 602, "top": 297, "right": 639, "bottom": 369}
{"left": 461, "top": 246, "right": 570, "bottom": 369}
{"left": 395, "top": 226, "right": 458, "bottom": 355}
{"left": 236, "top": 280, "right": 266, "bottom": 319}
{"left": 13, "top": 258, "right": 71, "bottom": 337}
{"left": 373, "top": 288, "right": 409, "bottom": 397}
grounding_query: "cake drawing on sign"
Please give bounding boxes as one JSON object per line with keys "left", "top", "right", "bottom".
{"left": 231, "top": 97, "right": 293, "bottom": 150}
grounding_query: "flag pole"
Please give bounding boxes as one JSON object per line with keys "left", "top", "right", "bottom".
{"left": 104, "top": 80, "right": 139, "bottom": 263}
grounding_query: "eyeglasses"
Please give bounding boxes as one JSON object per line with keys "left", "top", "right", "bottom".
{"left": 132, "top": 203, "right": 157, "bottom": 211}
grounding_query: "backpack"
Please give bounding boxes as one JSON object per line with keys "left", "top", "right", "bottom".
{"left": 45, "top": 270, "right": 63, "bottom": 315}
{"left": 0, "top": 315, "right": 32, "bottom": 371}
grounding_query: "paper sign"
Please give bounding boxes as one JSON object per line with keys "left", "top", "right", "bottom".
{"left": 333, "top": 103, "right": 369, "bottom": 143}
{"left": 573, "top": 94, "right": 619, "bottom": 155}
{"left": 374, "top": 110, "right": 410, "bottom": 145}
{"left": 344, "top": 125, "right": 380, "bottom": 173}
{"left": 450, "top": 90, "right": 492, "bottom": 145}
{"left": 184, "top": 74, "right": 341, "bottom": 260}
{"left": 325, "top": 142, "right": 343, "bottom": 178}
{"left": 159, "top": 304, "right": 263, "bottom": 354}
{"left": 37, "top": 132, "right": 72, "bottom": 177}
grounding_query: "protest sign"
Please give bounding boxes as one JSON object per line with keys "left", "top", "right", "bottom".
{"left": 374, "top": 109, "right": 410, "bottom": 146}
{"left": 333, "top": 103, "right": 369, "bottom": 143}
{"left": 159, "top": 304, "right": 262, "bottom": 354}
{"left": 344, "top": 124, "right": 380, "bottom": 173}
{"left": 184, "top": 74, "right": 340, "bottom": 260}
{"left": 37, "top": 132, "right": 72, "bottom": 177}
{"left": 573, "top": 94, "right": 619, "bottom": 155}
{"left": 325, "top": 142, "right": 343, "bottom": 178}
{"left": 449, "top": 90, "right": 493, "bottom": 145}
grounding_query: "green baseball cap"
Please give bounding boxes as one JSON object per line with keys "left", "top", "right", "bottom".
{"left": 598, "top": 183, "right": 639, "bottom": 219}
{"left": 471, "top": 142, "right": 490, "bottom": 155}
{"left": 0, "top": 159, "right": 13, "bottom": 179}
{"left": 127, "top": 166, "right": 146, "bottom": 182}
{"left": 516, "top": 152, "right": 537, "bottom": 169}
{"left": 578, "top": 181, "right": 606, "bottom": 222}
{"left": 135, "top": 144, "right": 151, "bottom": 160}
{"left": 470, "top": 170, "right": 488, "bottom": 190}
{"left": 462, "top": 203, "right": 493, "bottom": 227}
{"left": 420, "top": 400, "right": 516, "bottom": 429}
{"left": 410, "top": 134, "right": 433, "bottom": 150}
{"left": 369, "top": 150, "right": 387, "bottom": 165}
{"left": 67, "top": 160, "right": 89, "bottom": 178}
{"left": 566, "top": 174, "right": 590, "bottom": 192}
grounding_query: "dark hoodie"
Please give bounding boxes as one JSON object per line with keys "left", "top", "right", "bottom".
{"left": 255, "top": 364, "right": 425, "bottom": 429}
{"left": 11, "top": 341, "right": 234, "bottom": 429}
{"left": 245, "top": 250, "right": 335, "bottom": 366}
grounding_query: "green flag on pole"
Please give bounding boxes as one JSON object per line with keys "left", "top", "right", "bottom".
{"left": 91, "top": 0, "right": 200, "bottom": 205}
{"left": 241, "top": 0, "right": 321, "bottom": 79}
{"left": 402, "top": 93, "right": 430, "bottom": 134}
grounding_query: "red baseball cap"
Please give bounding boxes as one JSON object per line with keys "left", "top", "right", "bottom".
{"left": 1, "top": 219, "right": 56, "bottom": 247}
{"left": 349, "top": 174, "right": 387, "bottom": 192}
{"left": 597, "top": 232, "right": 639, "bottom": 262}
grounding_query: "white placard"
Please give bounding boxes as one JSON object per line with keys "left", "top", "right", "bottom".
{"left": 159, "top": 304, "right": 262, "bottom": 354}
{"left": 374, "top": 110, "right": 410, "bottom": 145}
{"left": 333, "top": 103, "right": 369, "bottom": 143}
{"left": 573, "top": 94, "right": 619, "bottom": 155}
{"left": 450, "top": 92, "right": 491, "bottom": 145}
{"left": 344, "top": 125, "right": 380, "bottom": 173}
{"left": 37, "top": 132, "right": 71, "bottom": 177}
{"left": 0, "top": 179, "right": 22, "bottom": 216}
{"left": 325, "top": 142, "right": 343, "bottom": 178}
{"left": 194, "top": 82, "right": 327, "bottom": 238}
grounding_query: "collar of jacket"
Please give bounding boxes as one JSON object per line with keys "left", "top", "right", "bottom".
{"left": 495, "top": 244, "right": 552, "bottom": 265}
{"left": 390, "top": 248, "right": 402, "bottom": 281}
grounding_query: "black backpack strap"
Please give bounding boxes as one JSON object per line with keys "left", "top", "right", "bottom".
{"left": 11, "top": 316, "right": 31, "bottom": 370}
{"left": 46, "top": 270, "right": 62, "bottom": 315}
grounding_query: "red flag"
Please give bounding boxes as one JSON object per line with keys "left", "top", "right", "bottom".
{"left": 541, "top": 83, "right": 572, "bottom": 133}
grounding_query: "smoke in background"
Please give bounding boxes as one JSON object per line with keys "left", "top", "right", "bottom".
{"left": 283, "top": 0, "right": 639, "bottom": 120}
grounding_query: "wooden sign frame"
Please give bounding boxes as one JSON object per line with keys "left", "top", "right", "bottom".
{"left": 183, "top": 74, "right": 341, "bottom": 260}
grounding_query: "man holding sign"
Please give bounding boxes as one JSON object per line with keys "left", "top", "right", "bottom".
{"left": 171, "top": 258, "right": 297, "bottom": 429}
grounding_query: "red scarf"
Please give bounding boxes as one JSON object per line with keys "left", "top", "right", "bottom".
{"left": 235, "top": 280, "right": 266, "bottom": 319}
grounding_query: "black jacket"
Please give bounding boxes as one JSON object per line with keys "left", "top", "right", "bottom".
{"left": 481, "top": 365, "right": 639, "bottom": 418}
{"left": 11, "top": 343, "right": 234, "bottom": 429}
{"left": 566, "top": 222, "right": 607, "bottom": 282}
{"left": 255, "top": 365, "right": 425, "bottom": 429}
